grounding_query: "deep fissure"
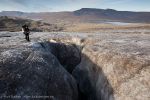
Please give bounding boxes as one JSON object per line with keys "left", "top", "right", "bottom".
{"left": 41, "top": 41, "right": 113, "bottom": 100}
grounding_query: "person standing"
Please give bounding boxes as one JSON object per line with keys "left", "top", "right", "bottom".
{"left": 22, "top": 24, "right": 30, "bottom": 41}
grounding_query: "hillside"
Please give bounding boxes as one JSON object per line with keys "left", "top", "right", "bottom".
{"left": 1, "top": 8, "right": 150, "bottom": 24}
{"left": 0, "top": 16, "right": 63, "bottom": 32}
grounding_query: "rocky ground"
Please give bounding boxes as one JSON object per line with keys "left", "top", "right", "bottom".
{"left": 0, "top": 30, "right": 150, "bottom": 100}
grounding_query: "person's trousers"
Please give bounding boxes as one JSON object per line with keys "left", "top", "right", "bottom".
{"left": 25, "top": 34, "right": 30, "bottom": 41}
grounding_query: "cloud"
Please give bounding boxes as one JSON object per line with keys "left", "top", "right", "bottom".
{"left": 0, "top": 0, "right": 27, "bottom": 11}
{"left": 0, "top": 0, "right": 52, "bottom": 12}
{"left": 66, "top": 0, "right": 99, "bottom": 3}
{"left": 0, "top": 0, "right": 149, "bottom": 12}
{"left": 4, "top": 0, "right": 26, "bottom": 6}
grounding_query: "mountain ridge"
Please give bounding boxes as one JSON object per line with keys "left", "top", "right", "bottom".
{"left": 1, "top": 8, "right": 150, "bottom": 13}
{"left": 1, "top": 8, "right": 150, "bottom": 23}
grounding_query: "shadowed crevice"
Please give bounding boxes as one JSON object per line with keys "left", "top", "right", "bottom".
{"left": 41, "top": 41, "right": 114, "bottom": 100}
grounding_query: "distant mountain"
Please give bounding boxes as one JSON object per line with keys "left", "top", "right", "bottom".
{"left": 0, "top": 8, "right": 150, "bottom": 23}
{"left": 74, "top": 8, "right": 150, "bottom": 23}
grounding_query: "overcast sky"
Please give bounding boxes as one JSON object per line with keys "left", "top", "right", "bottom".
{"left": 0, "top": 0, "right": 150, "bottom": 12}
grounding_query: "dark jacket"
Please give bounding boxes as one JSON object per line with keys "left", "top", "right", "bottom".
{"left": 22, "top": 25, "right": 30, "bottom": 35}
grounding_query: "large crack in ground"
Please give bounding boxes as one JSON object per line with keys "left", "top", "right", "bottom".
{"left": 1, "top": 32, "right": 150, "bottom": 100}
{"left": 0, "top": 32, "right": 114, "bottom": 100}
{"left": 41, "top": 41, "right": 114, "bottom": 100}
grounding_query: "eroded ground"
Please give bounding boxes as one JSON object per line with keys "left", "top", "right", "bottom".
{"left": 0, "top": 29, "right": 150, "bottom": 100}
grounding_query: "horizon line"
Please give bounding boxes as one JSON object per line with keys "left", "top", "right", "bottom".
{"left": 0, "top": 8, "right": 150, "bottom": 13}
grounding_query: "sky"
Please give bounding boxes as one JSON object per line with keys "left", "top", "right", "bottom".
{"left": 0, "top": 0, "right": 150, "bottom": 12}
